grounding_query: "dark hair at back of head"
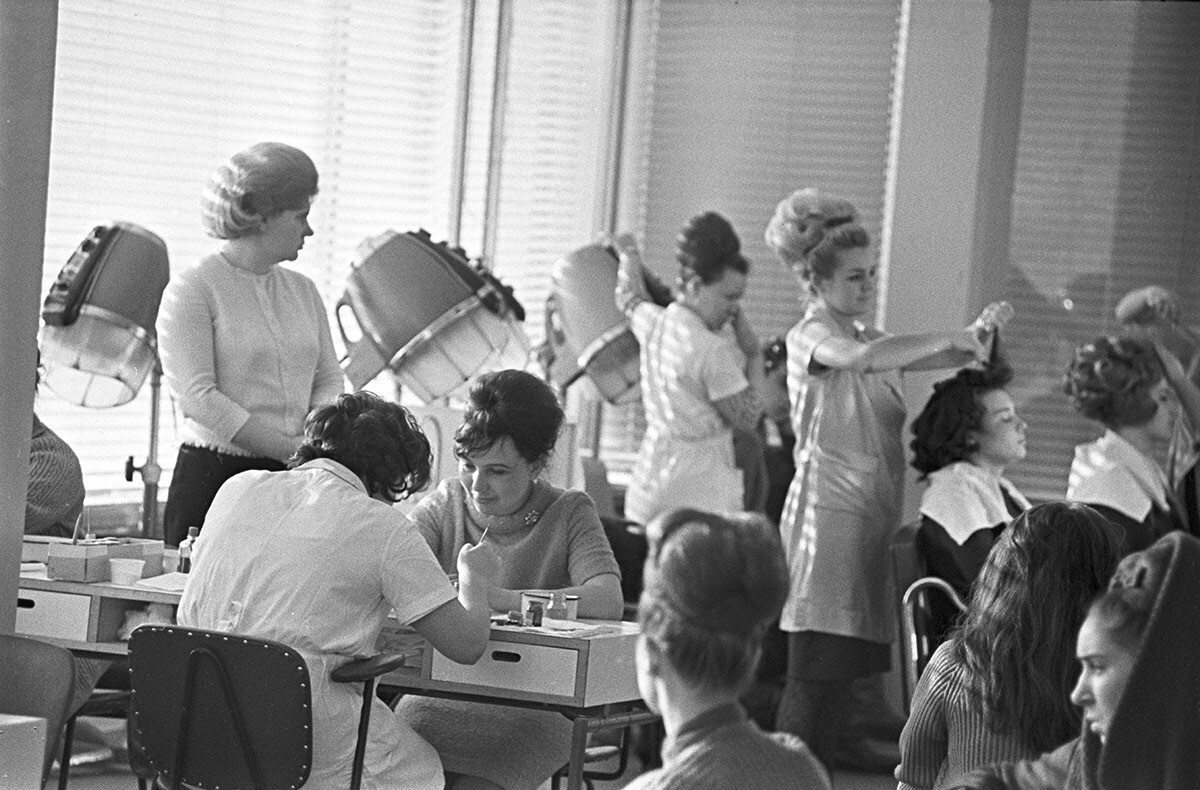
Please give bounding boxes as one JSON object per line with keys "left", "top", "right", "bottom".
{"left": 952, "top": 501, "right": 1123, "bottom": 753}
{"left": 639, "top": 508, "right": 789, "bottom": 693}
{"left": 455, "top": 369, "right": 564, "bottom": 466}
{"left": 910, "top": 361, "right": 1014, "bottom": 476}
{"left": 764, "top": 187, "right": 870, "bottom": 285}
{"left": 675, "top": 211, "right": 749, "bottom": 286}
{"left": 292, "top": 391, "right": 432, "bottom": 502}
{"left": 1086, "top": 585, "right": 1153, "bottom": 653}
{"left": 1063, "top": 335, "right": 1162, "bottom": 430}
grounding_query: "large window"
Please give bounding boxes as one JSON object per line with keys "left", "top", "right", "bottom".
{"left": 37, "top": 0, "right": 620, "bottom": 504}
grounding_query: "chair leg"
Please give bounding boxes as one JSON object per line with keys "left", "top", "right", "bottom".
{"left": 59, "top": 715, "right": 78, "bottom": 790}
{"left": 349, "top": 678, "right": 376, "bottom": 790}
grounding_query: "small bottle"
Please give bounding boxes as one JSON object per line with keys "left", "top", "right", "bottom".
{"left": 545, "top": 591, "right": 568, "bottom": 620}
{"left": 526, "top": 601, "right": 544, "bottom": 627}
{"left": 178, "top": 526, "right": 199, "bottom": 574}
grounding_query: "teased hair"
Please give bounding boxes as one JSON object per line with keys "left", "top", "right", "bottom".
{"left": 201, "top": 142, "right": 318, "bottom": 239}
{"left": 1063, "top": 336, "right": 1162, "bottom": 430}
{"left": 911, "top": 362, "right": 1015, "bottom": 476}
{"left": 676, "top": 211, "right": 750, "bottom": 286}
{"left": 764, "top": 187, "right": 870, "bottom": 288}
{"left": 639, "top": 508, "right": 789, "bottom": 693}
{"left": 292, "top": 391, "right": 431, "bottom": 502}
{"left": 455, "top": 369, "right": 563, "bottom": 466}
{"left": 951, "top": 502, "right": 1123, "bottom": 753}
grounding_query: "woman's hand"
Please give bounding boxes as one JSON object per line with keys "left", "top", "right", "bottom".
{"left": 951, "top": 326, "right": 989, "bottom": 362}
{"left": 612, "top": 232, "right": 653, "bottom": 314}
{"left": 1116, "top": 285, "right": 1181, "bottom": 327}
{"left": 971, "top": 301, "right": 1014, "bottom": 344}
{"left": 456, "top": 541, "right": 500, "bottom": 602}
{"left": 731, "top": 307, "right": 760, "bottom": 358}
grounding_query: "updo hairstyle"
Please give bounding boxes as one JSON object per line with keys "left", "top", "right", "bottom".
{"left": 201, "top": 142, "right": 319, "bottom": 239}
{"left": 953, "top": 502, "right": 1123, "bottom": 752}
{"left": 1063, "top": 336, "right": 1163, "bottom": 430}
{"left": 764, "top": 187, "right": 870, "bottom": 287}
{"left": 675, "top": 211, "right": 749, "bottom": 287}
{"left": 910, "top": 362, "right": 1014, "bottom": 477}
{"left": 292, "top": 391, "right": 432, "bottom": 502}
{"left": 639, "top": 508, "right": 789, "bottom": 693}
{"left": 455, "top": 369, "right": 564, "bottom": 468}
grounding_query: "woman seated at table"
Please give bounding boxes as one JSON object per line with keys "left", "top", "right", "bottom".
{"left": 896, "top": 502, "right": 1122, "bottom": 790}
{"left": 1064, "top": 335, "right": 1200, "bottom": 551}
{"left": 625, "top": 507, "right": 831, "bottom": 790}
{"left": 398, "top": 368, "right": 623, "bottom": 790}
{"left": 179, "top": 391, "right": 499, "bottom": 790}
{"left": 910, "top": 362, "right": 1031, "bottom": 616}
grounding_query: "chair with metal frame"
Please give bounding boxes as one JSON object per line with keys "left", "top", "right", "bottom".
{"left": 127, "top": 624, "right": 411, "bottom": 790}
{"left": 0, "top": 633, "right": 75, "bottom": 789}
{"left": 900, "top": 576, "right": 968, "bottom": 705}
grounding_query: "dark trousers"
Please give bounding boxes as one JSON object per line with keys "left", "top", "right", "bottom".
{"left": 163, "top": 444, "right": 285, "bottom": 546}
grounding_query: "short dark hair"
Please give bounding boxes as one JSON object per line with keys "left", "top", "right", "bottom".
{"left": 291, "top": 391, "right": 432, "bottom": 502}
{"left": 1063, "top": 336, "right": 1162, "bottom": 430}
{"left": 455, "top": 369, "right": 564, "bottom": 466}
{"left": 639, "top": 508, "right": 789, "bottom": 693}
{"left": 911, "top": 363, "right": 1014, "bottom": 476}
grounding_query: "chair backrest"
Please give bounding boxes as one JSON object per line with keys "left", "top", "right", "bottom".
{"left": 0, "top": 633, "right": 75, "bottom": 787}
{"left": 128, "top": 625, "right": 313, "bottom": 790}
{"left": 891, "top": 520, "right": 924, "bottom": 710}
{"left": 900, "top": 577, "right": 968, "bottom": 708}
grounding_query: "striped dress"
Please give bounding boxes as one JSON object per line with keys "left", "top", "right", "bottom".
{"left": 896, "top": 640, "right": 1037, "bottom": 790}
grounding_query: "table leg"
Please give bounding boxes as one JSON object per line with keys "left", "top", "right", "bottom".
{"left": 565, "top": 713, "right": 592, "bottom": 790}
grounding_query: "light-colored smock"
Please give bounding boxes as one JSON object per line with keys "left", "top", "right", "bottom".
{"left": 778, "top": 303, "right": 906, "bottom": 642}
{"left": 156, "top": 253, "right": 343, "bottom": 455}
{"left": 397, "top": 478, "right": 621, "bottom": 790}
{"left": 178, "top": 459, "right": 456, "bottom": 790}
{"left": 625, "top": 301, "right": 748, "bottom": 524}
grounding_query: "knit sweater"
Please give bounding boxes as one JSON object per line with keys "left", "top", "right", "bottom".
{"left": 624, "top": 703, "right": 831, "bottom": 790}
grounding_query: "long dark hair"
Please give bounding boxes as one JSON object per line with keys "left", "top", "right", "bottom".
{"left": 951, "top": 502, "right": 1123, "bottom": 752}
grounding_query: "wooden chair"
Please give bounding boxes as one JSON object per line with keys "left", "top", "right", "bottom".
{"left": 0, "top": 633, "right": 76, "bottom": 789}
{"left": 891, "top": 520, "right": 925, "bottom": 711}
{"left": 127, "top": 624, "right": 410, "bottom": 790}
{"left": 900, "top": 577, "right": 968, "bottom": 703}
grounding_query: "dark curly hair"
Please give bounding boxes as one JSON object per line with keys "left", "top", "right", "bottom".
{"left": 951, "top": 502, "right": 1123, "bottom": 753}
{"left": 910, "top": 362, "right": 1015, "bottom": 477}
{"left": 455, "top": 369, "right": 564, "bottom": 467}
{"left": 639, "top": 508, "right": 789, "bottom": 693}
{"left": 1063, "top": 336, "right": 1163, "bottom": 430}
{"left": 291, "top": 391, "right": 432, "bottom": 502}
{"left": 764, "top": 187, "right": 870, "bottom": 288}
{"left": 675, "top": 211, "right": 749, "bottom": 286}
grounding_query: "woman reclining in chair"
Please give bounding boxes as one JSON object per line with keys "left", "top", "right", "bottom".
{"left": 178, "top": 391, "right": 499, "bottom": 790}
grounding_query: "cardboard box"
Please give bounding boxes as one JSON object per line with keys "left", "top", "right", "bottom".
{"left": 46, "top": 538, "right": 164, "bottom": 582}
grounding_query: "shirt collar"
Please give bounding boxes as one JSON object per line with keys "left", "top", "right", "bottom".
{"left": 298, "top": 457, "right": 368, "bottom": 494}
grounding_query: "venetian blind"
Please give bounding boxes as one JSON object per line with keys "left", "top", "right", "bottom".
{"left": 602, "top": 0, "right": 904, "bottom": 481}
{"left": 37, "top": 0, "right": 462, "bottom": 497}
{"left": 997, "top": 2, "right": 1200, "bottom": 502}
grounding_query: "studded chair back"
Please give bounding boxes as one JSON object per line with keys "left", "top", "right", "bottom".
{"left": 128, "top": 625, "right": 312, "bottom": 790}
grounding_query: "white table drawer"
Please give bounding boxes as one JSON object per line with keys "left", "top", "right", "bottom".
{"left": 431, "top": 641, "right": 579, "bottom": 698}
{"left": 15, "top": 588, "right": 92, "bottom": 641}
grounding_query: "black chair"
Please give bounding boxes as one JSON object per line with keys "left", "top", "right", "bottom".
{"left": 127, "top": 624, "right": 410, "bottom": 790}
{"left": 0, "top": 633, "right": 75, "bottom": 789}
{"left": 58, "top": 684, "right": 131, "bottom": 790}
{"left": 900, "top": 576, "right": 968, "bottom": 702}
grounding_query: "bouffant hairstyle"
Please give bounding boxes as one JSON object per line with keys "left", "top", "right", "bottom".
{"left": 910, "top": 362, "right": 1015, "bottom": 477}
{"left": 455, "top": 369, "right": 564, "bottom": 467}
{"left": 952, "top": 502, "right": 1123, "bottom": 753}
{"left": 639, "top": 508, "right": 789, "bottom": 693}
{"left": 1063, "top": 336, "right": 1163, "bottom": 430}
{"left": 764, "top": 187, "right": 870, "bottom": 287}
{"left": 291, "top": 391, "right": 432, "bottom": 502}
{"left": 201, "top": 142, "right": 319, "bottom": 239}
{"left": 675, "top": 212, "right": 749, "bottom": 286}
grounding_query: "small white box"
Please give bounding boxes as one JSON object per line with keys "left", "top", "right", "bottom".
{"left": 0, "top": 713, "right": 48, "bottom": 789}
{"left": 15, "top": 589, "right": 92, "bottom": 641}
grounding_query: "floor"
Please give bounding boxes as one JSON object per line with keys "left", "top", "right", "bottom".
{"left": 53, "top": 717, "right": 897, "bottom": 790}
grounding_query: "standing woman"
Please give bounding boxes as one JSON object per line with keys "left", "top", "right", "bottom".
{"left": 763, "top": 187, "right": 1005, "bottom": 769}
{"left": 613, "top": 212, "right": 763, "bottom": 524}
{"left": 156, "top": 142, "right": 344, "bottom": 546}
